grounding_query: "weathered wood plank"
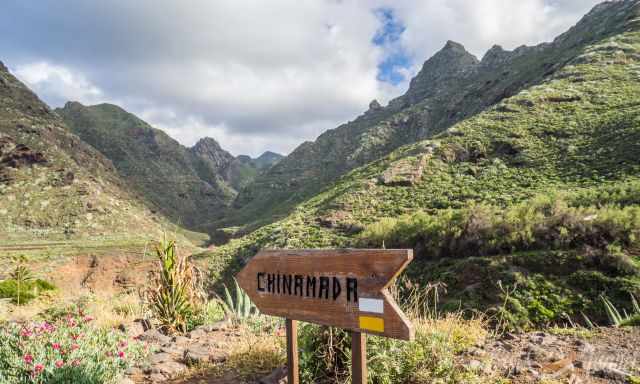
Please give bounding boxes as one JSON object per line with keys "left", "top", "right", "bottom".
{"left": 286, "top": 319, "right": 299, "bottom": 384}
{"left": 237, "top": 249, "right": 414, "bottom": 341}
{"left": 351, "top": 332, "right": 367, "bottom": 384}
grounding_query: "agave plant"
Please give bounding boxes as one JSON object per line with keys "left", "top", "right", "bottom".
{"left": 144, "top": 238, "right": 204, "bottom": 333}
{"left": 601, "top": 294, "right": 640, "bottom": 327}
{"left": 219, "top": 278, "right": 258, "bottom": 321}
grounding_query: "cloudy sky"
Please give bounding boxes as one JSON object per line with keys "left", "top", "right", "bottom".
{"left": 1, "top": 0, "right": 601, "bottom": 156}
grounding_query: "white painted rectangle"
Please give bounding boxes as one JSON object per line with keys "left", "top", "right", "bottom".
{"left": 359, "top": 298, "right": 384, "bottom": 314}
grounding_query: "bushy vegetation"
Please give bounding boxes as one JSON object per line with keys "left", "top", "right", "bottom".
{"left": 0, "top": 261, "right": 56, "bottom": 305}
{"left": 201, "top": 26, "right": 640, "bottom": 331}
{"left": 0, "top": 279, "right": 55, "bottom": 305}
{"left": 298, "top": 281, "right": 488, "bottom": 384}
{"left": 359, "top": 190, "right": 640, "bottom": 263}
{"left": 0, "top": 308, "right": 147, "bottom": 384}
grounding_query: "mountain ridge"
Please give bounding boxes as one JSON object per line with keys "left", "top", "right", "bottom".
{"left": 0, "top": 63, "right": 176, "bottom": 244}
{"left": 203, "top": 0, "right": 640, "bottom": 327}
{"left": 56, "top": 102, "right": 281, "bottom": 230}
{"left": 227, "top": 0, "right": 640, "bottom": 231}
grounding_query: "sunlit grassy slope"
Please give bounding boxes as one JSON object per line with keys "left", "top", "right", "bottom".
{"left": 202, "top": 2, "right": 640, "bottom": 327}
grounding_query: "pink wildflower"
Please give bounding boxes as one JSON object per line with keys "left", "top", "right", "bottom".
{"left": 118, "top": 340, "right": 128, "bottom": 348}
{"left": 55, "top": 360, "right": 64, "bottom": 368}
{"left": 20, "top": 328, "right": 32, "bottom": 338}
{"left": 71, "top": 360, "right": 81, "bottom": 367}
{"left": 34, "top": 364, "right": 44, "bottom": 373}
{"left": 51, "top": 343, "right": 61, "bottom": 350}
{"left": 117, "top": 351, "right": 125, "bottom": 359}
{"left": 83, "top": 315, "right": 94, "bottom": 322}
{"left": 71, "top": 344, "right": 79, "bottom": 350}
{"left": 23, "top": 354, "right": 33, "bottom": 365}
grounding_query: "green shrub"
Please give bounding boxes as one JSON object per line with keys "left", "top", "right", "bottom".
{"left": 0, "top": 279, "right": 56, "bottom": 305}
{"left": 0, "top": 308, "right": 147, "bottom": 384}
{"left": 298, "top": 314, "right": 486, "bottom": 384}
{"left": 359, "top": 192, "right": 640, "bottom": 261}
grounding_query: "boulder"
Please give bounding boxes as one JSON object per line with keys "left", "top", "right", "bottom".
{"left": 139, "top": 328, "right": 170, "bottom": 345}
{"left": 149, "top": 361, "right": 187, "bottom": 379}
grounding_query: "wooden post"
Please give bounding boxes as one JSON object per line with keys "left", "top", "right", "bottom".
{"left": 286, "top": 319, "right": 299, "bottom": 384}
{"left": 351, "top": 331, "right": 367, "bottom": 384}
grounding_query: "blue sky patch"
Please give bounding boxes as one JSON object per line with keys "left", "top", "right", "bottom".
{"left": 373, "top": 8, "right": 412, "bottom": 85}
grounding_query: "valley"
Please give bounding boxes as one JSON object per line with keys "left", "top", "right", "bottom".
{"left": 1, "top": 1, "right": 640, "bottom": 383}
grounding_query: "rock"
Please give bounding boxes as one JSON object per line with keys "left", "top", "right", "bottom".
{"left": 148, "top": 352, "right": 174, "bottom": 365}
{"left": 467, "top": 347, "right": 486, "bottom": 357}
{"left": 194, "top": 321, "right": 228, "bottom": 333}
{"left": 149, "top": 372, "right": 166, "bottom": 383}
{"left": 118, "top": 320, "right": 145, "bottom": 338}
{"left": 150, "top": 361, "right": 187, "bottom": 378}
{"left": 529, "top": 333, "right": 558, "bottom": 346}
{"left": 172, "top": 335, "right": 190, "bottom": 345}
{"left": 139, "top": 328, "right": 170, "bottom": 345}
{"left": 378, "top": 155, "right": 429, "bottom": 187}
{"left": 125, "top": 366, "right": 143, "bottom": 376}
{"left": 160, "top": 345, "right": 185, "bottom": 355}
{"left": 260, "top": 366, "right": 288, "bottom": 384}
{"left": 464, "top": 360, "right": 483, "bottom": 371}
{"left": 523, "top": 344, "right": 551, "bottom": 361}
{"left": 368, "top": 99, "right": 382, "bottom": 111}
{"left": 577, "top": 341, "right": 595, "bottom": 354}
{"left": 183, "top": 344, "right": 227, "bottom": 366}
{"left": 184, "top": 344, "right": 212, "bottom": 366}
{"left": 188, "top": 326, "right": 208, "bottom": 339}
{"left": 592, "top": 366, "right": 632, "bottom": 381}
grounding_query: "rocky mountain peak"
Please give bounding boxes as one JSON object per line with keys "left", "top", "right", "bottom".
{"left": 254, "top": 151, "right": 284, "bottom": 169}
{"left": 442, "top": 40, "right": 468, "bottom": 53}
{"left": 369, "top": 99, "right": 382, "bottom": 111}
{"left": 0, "top": 61, "right": 7, "bottom": 72}
{"left": 402, "top": 40, "right": 479, "bottom": 105}
{"left": 480, "top": 44, "right": 512, "bottom": 68}
{"left": 192, "top": 137, "right": 224, "bottom": 153}
{"left": 190, "top": 137, "right": 234, "bottom": 171}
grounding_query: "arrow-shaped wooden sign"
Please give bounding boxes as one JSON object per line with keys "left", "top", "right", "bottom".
{"left": 236, "top": 249, "right": 414, "bottom": 341}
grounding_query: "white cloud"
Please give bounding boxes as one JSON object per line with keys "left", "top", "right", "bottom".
{"left": 2, "top": 0, "right": 603, "bottom": 156}
{"left": 13, "top": 62, "right": 109, "bottom": 107}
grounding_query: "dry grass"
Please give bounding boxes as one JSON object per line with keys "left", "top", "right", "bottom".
{"left": 206, "top": 322, "right": 286, "bottom": 381}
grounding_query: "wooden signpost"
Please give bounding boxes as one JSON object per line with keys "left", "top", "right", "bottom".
{"left": 236, "top": 249, "right": 414, "bottom": 383}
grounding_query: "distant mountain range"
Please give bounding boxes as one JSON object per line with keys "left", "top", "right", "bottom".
{"left": 56, "top": 102, "right": 281, "bottom": 229}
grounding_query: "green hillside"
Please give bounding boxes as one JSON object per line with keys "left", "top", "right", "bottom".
{"left": 0, "top": 61, "right": 182, "bottom": 250}
{"left": 226, "top": 0, "right": 640, "bottom": 232}
{"left": 57, "top": 103, "right": 281, "bottom": 230}
{"left": 203, "top": 0, "right": 640, "bottom": 328}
